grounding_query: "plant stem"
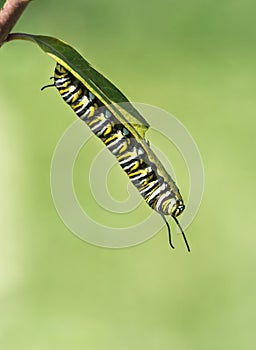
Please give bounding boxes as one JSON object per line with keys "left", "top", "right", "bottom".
{"left": 0, "top": 0, "right": 32, "bottom": 47}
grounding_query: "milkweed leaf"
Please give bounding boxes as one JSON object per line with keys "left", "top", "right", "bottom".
{"left": 8, "top": 33, "right": 149, "bottom": 137}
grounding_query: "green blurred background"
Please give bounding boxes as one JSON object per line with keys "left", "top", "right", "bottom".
{"left": 1, "top": 0, "right": 256, "bottom": 349}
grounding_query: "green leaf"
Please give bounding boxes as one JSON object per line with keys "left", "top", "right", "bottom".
{"left": 8, "top": 33, "right": 149, "bottom": 138}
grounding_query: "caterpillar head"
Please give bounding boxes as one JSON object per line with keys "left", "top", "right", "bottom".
{"left": 171, "top": 199, "right": 185, "bottom": 217}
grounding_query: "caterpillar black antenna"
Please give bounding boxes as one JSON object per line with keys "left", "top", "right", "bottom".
{"left": 173, "top": 216, "right": 190, "bottom": 252}
{"left": 161, "top": 214, "right": 175, "bottom": 249}
{"left": 41, "top": 77, "right": 55, "bottom": 91}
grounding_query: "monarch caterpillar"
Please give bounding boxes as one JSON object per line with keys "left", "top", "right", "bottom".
{"left": 43, "top": 63, "right": 190, "bottom": 251}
